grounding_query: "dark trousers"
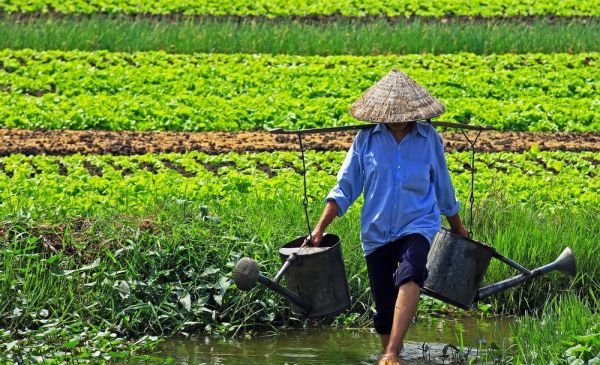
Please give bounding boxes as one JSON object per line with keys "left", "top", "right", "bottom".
{"left": 365, "top": 233, "right": 430, "bottom": 334}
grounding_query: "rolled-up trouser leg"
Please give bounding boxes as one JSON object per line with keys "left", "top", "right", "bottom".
{"left": 366, "top": 234, "right": 430, "bottom": 334}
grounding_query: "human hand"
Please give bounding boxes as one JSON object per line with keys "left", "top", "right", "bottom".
{"left": 451, "top": 224, "right": 470, "bottom": 239}
{"left": 303, "top": 229, "right": 324, "bottom": 247}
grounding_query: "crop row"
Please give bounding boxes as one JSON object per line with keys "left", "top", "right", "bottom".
{"left": 0, "top": 150, "right": 597, "bottom": 218}
{"left": 0, "top": 50, "right": 597, "bottom": 132}
{"left": 0, "top": 150, "right": 597, "bottom": 179}
{"left": 1, "top": 0, "right": 598, "bottom": 17}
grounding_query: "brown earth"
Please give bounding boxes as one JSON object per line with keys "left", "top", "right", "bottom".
{"left": 1, "top": 129, "right": 598, "bottom": 156}
{"left": 3, "top": 12, "right": 596, "bottom": 25}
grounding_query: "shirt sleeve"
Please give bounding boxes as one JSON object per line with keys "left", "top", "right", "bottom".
{"left": 431, "top": 132, "right": 460, "bottom": 217}
{"left": 325, "top": 132, "right": 364, "bottom": 217}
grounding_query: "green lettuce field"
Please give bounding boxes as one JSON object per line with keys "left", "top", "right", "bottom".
{"left": 0, "top": 51, "right": 598, "bottom": 131}
{"left": 2, "top": 0, "right": 599, "bottom": 16}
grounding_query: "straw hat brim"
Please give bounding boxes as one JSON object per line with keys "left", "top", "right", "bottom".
{"left": 349, "top": 69, "right": 445, "bottom": 124}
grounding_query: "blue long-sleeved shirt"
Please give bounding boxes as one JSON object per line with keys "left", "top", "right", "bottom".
{"left": 325, "top": 122, "right": 460, "bottom": 256}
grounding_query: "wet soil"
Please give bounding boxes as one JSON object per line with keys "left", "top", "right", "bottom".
{"left": 0, "top": 129, "right": 598, "bottom": 156}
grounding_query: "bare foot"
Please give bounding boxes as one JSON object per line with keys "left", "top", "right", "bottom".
{"left": 378, "top": 353, "right": 401, "bottom": 365}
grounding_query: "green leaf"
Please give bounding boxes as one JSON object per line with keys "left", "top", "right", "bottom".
{"left": 63, "top": 337, "right": 80, "bottom": 348}
{"left": 58, "top": 258, "right": 101, "bottom": 276}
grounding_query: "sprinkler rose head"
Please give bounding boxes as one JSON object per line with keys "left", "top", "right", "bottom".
{"left": 233, "top": 257, "right": 260, "bottom": 291}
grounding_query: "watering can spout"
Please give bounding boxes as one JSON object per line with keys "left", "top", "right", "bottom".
{"left": 477, "top": 247, "right": 577, "bottom": 301}
{"left": 554, "top": 247, "right": 577, "bottom": 276}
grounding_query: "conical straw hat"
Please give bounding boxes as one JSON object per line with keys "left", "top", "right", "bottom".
{"left": 349, "top": 69, "right": 445, "bottom": 123}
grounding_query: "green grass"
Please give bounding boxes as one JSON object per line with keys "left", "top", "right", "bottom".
{"left": 472, "top": 193, "right": 600, "bottom": 312}
{"left": 1, "top": 184, "right": 597, "bottom": 360}
{"left": 1, "top": 16, "right": 599, "bottom": 54}
{"left": 511, "top": 294, "right": 599, "bottom": 364}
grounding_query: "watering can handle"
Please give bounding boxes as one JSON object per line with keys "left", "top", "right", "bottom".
{"left": 302, "top": 233, "right": 315, "bottom": 247}
{"left": 273, "top": 251, "right": 299, "bottom": 283}
{"left": 448, "top": 226, "right": 470, "bottom": 240}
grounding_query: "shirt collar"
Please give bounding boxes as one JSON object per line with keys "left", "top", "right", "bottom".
{"left": 415, "top": 122, "right": 429, "bottom": 137}
{"left": 372, "top": 122, "right": 429, "bottom": 138}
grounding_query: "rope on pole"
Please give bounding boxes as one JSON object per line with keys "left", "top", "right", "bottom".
{"left": 460, "top": 129, "right": 483, "bottom": 238}
{"left": 297, "top": 133, "right": 314, "bottom": 244}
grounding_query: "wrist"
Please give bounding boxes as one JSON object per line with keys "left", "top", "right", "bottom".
{"left": 449, "top": 222, "right": 463, "bottom": 230}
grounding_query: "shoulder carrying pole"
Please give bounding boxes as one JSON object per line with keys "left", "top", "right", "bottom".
{"left": 268, "top": 120, "right": 496, "bottom": 135}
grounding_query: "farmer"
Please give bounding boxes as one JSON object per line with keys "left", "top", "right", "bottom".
{"left": 307, "top": 69, "right": 469, "bottom": 365}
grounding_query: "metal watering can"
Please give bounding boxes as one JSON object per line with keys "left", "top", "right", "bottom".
{"left": 422, "top": 228, "right": 577, "bottom": 309}
{"left": 233, "top": 229, "right": 576, "bottom": 315}
{"left": 233, "top": 233, "right": 351, "bottom": 317}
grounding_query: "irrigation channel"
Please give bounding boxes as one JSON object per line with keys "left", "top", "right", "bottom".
{"left": 134, "top": 318, "right": 514, "bottom": 364}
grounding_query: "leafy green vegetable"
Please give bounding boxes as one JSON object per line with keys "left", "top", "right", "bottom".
{"left": 0, "top": 50, "right": 597, "bottom": 132}
{"left": 1, "top": 0, "right": 597, "bottom": 16}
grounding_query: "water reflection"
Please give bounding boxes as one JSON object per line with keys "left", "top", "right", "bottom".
{"left": 138, "top": 317, "right": 513, "bottom": 365}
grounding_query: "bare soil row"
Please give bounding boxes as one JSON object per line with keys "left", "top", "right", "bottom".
{"left": 3, "top": 13, "right": 596, "bottom": 24}
{"left": 1, "top": 129, "right": 599, "bottom": 156}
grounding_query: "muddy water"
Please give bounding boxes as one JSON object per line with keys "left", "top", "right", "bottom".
{"left": 139, "top": 317, "right": 514, "bottom": 364}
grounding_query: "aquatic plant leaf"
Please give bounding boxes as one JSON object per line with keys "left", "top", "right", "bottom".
{"left": 10, "top": 307, "right": 22, "bottom": 318}
{"left": 218, "top": 276, "right": 231, "bottom": 291}
{"left": 574, "top": 332, "right": 600, "bottom": 345}
{"left": 567, "top": 357, "right": 585, "bottom": 365}
{"left": 59, "top": 258, "right": 101, "bottom": 276}
{"left": 45, "top": 254, "right": 64, "bottom": 264}
{"left": 118, "top": 281, "right": 131, "bottom": 299}
{"left": 5, "top": 340, "right": 18, "bottom": 351}
{"left": 201, "top": 267, "right": 219, "bottom": 277}
{"left": 114, "top": 246, "right": 133, "bottom": 257}
{"left": 63, "top": 337, "right": 80, "bottom": 348}
{"left": 213, "top": 294, "right": 223, "bottom": 306}
{"left": 179, "top": 292, "right": 191, "bottom": 312}
{"left": 565, "top": 344, "right": 593, "bottom": 356}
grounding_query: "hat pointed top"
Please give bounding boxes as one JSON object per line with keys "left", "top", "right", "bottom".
{"left": 349, "top": 69, "right": 445, "bottom": 124}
